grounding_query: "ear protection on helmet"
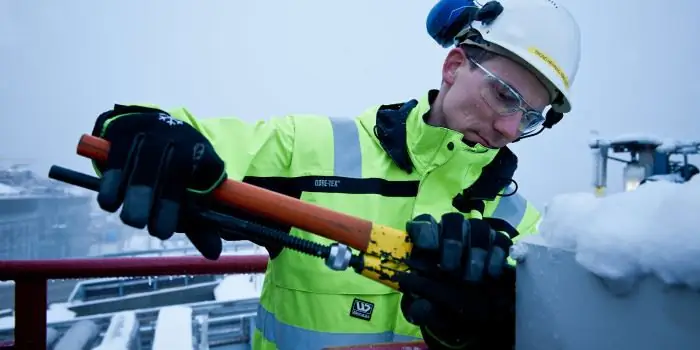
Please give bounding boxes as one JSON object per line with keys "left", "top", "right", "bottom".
{"left": 543, "top": 110, "right": 563, "bottom": 129}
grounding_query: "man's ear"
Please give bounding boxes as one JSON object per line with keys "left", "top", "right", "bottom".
{"left": 442, "top": 47, "right": 467, "bottom": 85}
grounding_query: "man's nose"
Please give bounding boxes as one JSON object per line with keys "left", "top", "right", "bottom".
{"left": 493, "top": 113, "right": 522, "bottom": 141}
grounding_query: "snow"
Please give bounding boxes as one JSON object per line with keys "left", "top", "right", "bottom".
{"left": 515, "top": 177, "right": 700, "bottom": 290}
{"left": 60, "top": 184, "right": 93, "bottom": 197}
{"left": 53, "top": 320, "right": 99, "bottom": 350}
{"left": 152, "top": 305, "right": 193, "bottom": 350}
{"left": 47, "top": 303, "right": 77, "bottom": 321}
{"left": 93, "top": 311, "right": 138, "bottom": 350}
{"left": 214, "top": 274, "right": 264, "bottom": 301}
{"left": 609, "top": 133, "right": 663, "bottom": 146}
{"left": 645, "top": 174, "right": 685, "bottom": 184}
{"left": 122, "top": 235, "right": 161, "bottom": 251}
{"left": 587, "top": 132, "right": 609, "bottom": 148}
{"left": 0, "top": 303, "right": 76, "bottom": 330}
{"left": 0, "top": 183, "right": 20, "bottom": 195}
{"left": 657, "top": 139, "right": 700, "bottom": 154}
{"left": 592, "top": 133, "right": 700, "bottom": 155}
{"left": 656, "top": 138, "right": 682, "bottom": 153}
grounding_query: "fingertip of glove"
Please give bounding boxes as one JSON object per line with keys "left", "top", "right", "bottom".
{"left": 97, "top": 170, "right": 123, "bottom": 213}
{"left": 406, "top": 298, "right": 434, "bottom": 326}
{"left": 185, "top": 231, "right": 223, "bottom": 260}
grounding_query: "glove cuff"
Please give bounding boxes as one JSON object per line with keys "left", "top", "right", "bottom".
{"left": 91, "top": 105, "right": 172, "bottom": 176}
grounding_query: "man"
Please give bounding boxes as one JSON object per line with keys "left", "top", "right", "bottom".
{"left": 88, "top": 0, "right": 581, "bottom": 348}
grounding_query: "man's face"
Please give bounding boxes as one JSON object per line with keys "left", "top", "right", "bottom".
{"left": 438, "top": 48, "right": 550, "bottom": 149}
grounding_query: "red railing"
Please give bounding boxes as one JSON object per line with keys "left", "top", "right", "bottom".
{"left": 0, "top": 255, "right": 268, "bottom": 350}
{"left": 0, "top": 255, "right": 427, "bottom": 350}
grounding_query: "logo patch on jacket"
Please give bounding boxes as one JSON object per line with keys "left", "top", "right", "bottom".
{"left": 349, "top": 298, "right": 374, "bottom": 321}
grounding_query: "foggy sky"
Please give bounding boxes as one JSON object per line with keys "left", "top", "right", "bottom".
{"left": 1, "top": 0, "right": 699, "bottom": 209}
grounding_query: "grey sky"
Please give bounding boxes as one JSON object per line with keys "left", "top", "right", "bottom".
{"left": 1, "top": 0, "right": 698, "bottom": 209}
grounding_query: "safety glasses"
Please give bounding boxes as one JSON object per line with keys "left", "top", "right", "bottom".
{"left": 469, "top": 58, "right": 545, "bottom": 135}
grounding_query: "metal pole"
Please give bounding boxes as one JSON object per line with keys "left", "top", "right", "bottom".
{"left": 14, "top": 278, "right": 46, "bottom": 350}
{"left": 589, "top": 136, "right": 608, "bottom": 197}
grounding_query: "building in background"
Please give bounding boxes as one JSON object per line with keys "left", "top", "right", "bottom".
{"left": 0, "top": 164, "right": 93, "bottom": 260}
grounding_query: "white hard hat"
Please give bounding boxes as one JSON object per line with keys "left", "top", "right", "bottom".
{"left": 457, "top": 0, "right": 581, "bottom": 114}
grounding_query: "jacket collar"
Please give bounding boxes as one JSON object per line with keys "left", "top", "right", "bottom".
{"left": 359, "top": 90, "right": 499, "bottom": 176}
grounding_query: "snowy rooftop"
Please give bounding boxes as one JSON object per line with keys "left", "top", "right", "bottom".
{"left": 608, "top": 133, "right": 664, "bottom": 146}
{"left": 0, "top": 164, "right": 92, "bottom": 198}
{"left": 589, "top": 133, "right": 700, "bottom": 155}
{"left": 656, "top": 139, "right": 700, "bottom": 154}
{"left": 0, "top": 303, "right": 76, "bottom": 330}
{"left": 0, "top": 183, "right": 20, "bottom": 196}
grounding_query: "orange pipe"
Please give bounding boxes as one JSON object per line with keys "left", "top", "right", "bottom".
{"left": 77, "top": 134, "right": 373, "bottom": 252}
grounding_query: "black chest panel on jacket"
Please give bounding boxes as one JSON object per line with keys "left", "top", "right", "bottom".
{"left": 374, "top": 94, "right": 521, "bottom": 238}
{"left": 238, "top": 93, "right": 522, "bottom": 258}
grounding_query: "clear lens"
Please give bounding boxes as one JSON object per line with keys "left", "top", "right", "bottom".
{"left": 472, "top": 60, "right": 546, "bottom": 135}
{"left": 520, "top": 111, "right": 545, "bottom": 133}
{"left": 480, "top": 77, "right": 522, "bottom": 114}
{"left": 480, "top": 77, "right": 545, "bottom": 134}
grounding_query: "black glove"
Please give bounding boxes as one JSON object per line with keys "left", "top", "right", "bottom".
{"left": 92, "top": 104, "right": 229, "bottom": 259}
{"left": 397, "top": 212, "right": 516, "bottom": 350}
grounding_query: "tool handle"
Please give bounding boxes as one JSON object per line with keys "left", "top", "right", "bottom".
{"left": 77, "top": 134, "right": 376, "bottom": 252}
{"left": 49, "top": 165, "right": 101, "bottom": 191}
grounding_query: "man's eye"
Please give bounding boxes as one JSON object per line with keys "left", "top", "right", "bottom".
{"left": 497, "top": 91, "right": 517, "bottom": 104}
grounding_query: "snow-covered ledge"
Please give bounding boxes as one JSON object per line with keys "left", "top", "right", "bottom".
{"left": 511, "top": 178, "right": 700, "bottom": 350}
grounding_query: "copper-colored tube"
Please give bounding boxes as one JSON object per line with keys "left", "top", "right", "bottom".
{"left": 77, "top": 134, "right": 373, "bottom": 252}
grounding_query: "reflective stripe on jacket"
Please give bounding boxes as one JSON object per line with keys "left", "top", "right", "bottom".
{"left": 157, "top": 90, "right": 541, "bottom": 350}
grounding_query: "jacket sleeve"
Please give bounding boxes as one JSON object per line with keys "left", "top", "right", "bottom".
{"left": 93, "top": 105, "right": 298, "bottom": 256}
{"left": 169, "top": 107, "right": 296, "bottom": 180}
{"left": 100, "top": 104, "right": 297, "bottom": 181}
